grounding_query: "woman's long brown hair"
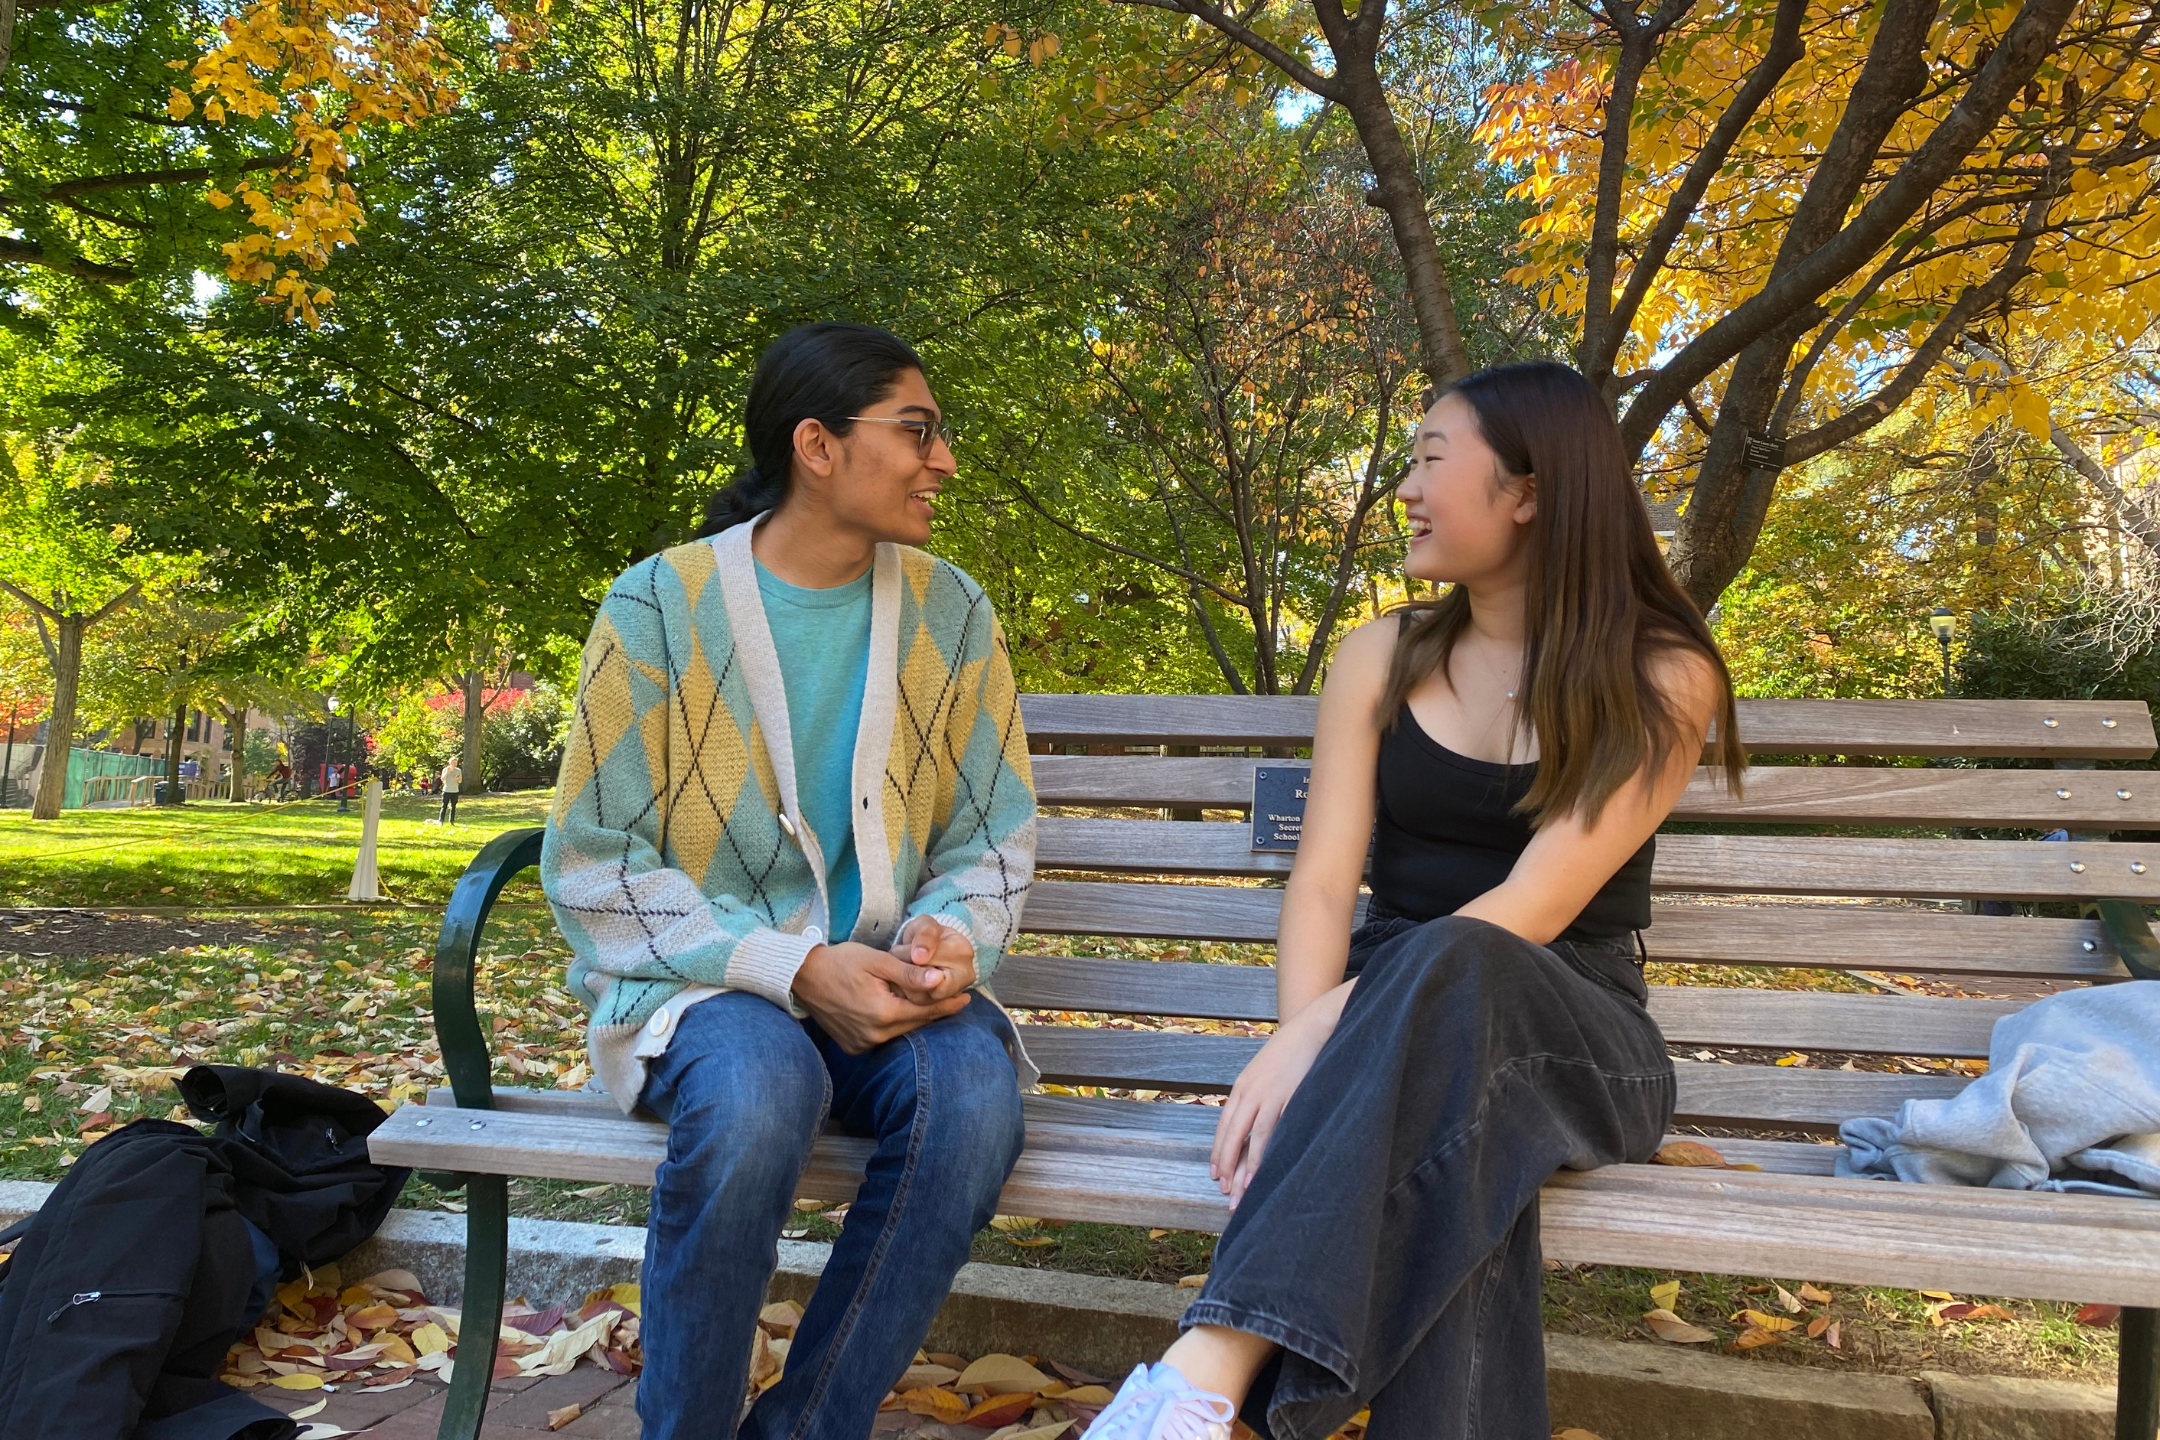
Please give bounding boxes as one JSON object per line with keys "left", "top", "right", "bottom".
{"left": 1379, "top": 361, "right": 1746, "bottom": 827}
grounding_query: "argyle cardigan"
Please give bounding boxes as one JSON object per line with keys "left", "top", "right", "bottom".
{"left": 541, "top": 519, "right": 1037, "bottom": 1109}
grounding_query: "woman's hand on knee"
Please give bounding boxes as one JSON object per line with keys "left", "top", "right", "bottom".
{"left": 1211, "top": 1005, "right": 1333, "bottom": 1206}
{"left": 793, "top": 942, "right": 971, "bottom": 1053}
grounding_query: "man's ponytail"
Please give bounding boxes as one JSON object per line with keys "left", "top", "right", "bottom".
{"left": 699, "top": 466, "right": 786, "bottom": 535}
{"left": 693, "top": 322, "right": 925, "bottom": 538}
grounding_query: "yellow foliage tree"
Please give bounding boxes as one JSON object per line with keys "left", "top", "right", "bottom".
{"left": 161, "top": 0, "right": 548, "bottom": 324}
{"left": 1477, "top": 0, "right": 2160, "bottom": 603}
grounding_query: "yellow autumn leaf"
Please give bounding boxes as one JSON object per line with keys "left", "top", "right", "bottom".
{"left": 1649, "top": 1280, "right": 1681, "bottom": 1311}
{"left": 268, "top": 1373, "right": 324, "bottom": 1390}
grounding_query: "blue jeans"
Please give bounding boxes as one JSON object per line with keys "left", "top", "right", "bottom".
{"left": 636, "top": 990, "right": 1026, "bottom": 1440}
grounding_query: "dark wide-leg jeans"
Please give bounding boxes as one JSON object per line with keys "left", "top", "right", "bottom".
{"left": 1182, "top": 914, "right": 1676, "bottom": 1440}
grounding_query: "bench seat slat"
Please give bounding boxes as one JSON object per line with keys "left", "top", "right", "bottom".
{"left": 370, "top": 1101, "right": 2160, "bottom": 1305}
{"left": 1036, "top": 757, "right": 2160, "bottom": 829}
{"left": 1020, "top": 695, "right": 2156, "bottom": 758}
{"left": 1020, "top": 881, "right": 2132, "bottom": 980}
{"left": 1035, "top": 818, "right": 2160, "bottom": 900}
{"left": 990, "top": 955, "right": 2023, "bottom": 1056}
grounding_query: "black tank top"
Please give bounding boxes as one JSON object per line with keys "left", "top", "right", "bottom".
{"left": 1369, "top": 705, "right": 1654, "bottom": 942}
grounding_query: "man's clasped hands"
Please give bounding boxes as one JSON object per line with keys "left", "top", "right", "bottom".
{"left": 790, "top": 915, "right": 977, "bottom": 1053}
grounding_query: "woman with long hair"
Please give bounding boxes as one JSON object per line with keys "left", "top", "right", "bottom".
{"left": 1084, "top": 361, "right": 1745, "bottom": 1440}
{"left": 542, "top": 322, "right": 1038, "bottom": 1439}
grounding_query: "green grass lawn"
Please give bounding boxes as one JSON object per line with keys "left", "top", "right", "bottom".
{"left": 0, "top": 790, "right": 554, "bottom": 909}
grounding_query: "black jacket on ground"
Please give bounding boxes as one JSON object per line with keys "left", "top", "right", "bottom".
{"left": 0, "top": 1067, "right": 411, "bottom": 1440}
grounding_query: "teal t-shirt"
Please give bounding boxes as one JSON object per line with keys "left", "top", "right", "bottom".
{"left": 755, "top": 559, "right": 873, "bottom": 941}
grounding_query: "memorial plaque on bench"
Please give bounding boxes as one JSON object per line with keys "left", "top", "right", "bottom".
{"left": 1251, "top": 765, "right": 1309, "bottom": 851}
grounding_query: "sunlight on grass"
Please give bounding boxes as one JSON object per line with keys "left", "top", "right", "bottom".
{"left": 0, "top": 791, "right": 555, "bottom": 908}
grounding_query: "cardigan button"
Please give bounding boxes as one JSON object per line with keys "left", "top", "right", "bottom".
{"left": 648, "top": 1009, "right": 673, "bottom": 1038}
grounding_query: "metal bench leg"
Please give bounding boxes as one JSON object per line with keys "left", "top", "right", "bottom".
{"left": 439, "top": 1174, "right": 509, "bottom": 1440}
{"left": 2123, "top": 1307, "right": 2159, "bottom": 1440}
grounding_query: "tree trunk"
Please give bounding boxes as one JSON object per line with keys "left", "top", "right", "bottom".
{"left": 462, "top": 670, "right": 484, "bottom": 793}
{"left": 1337, "top": 64, "right": 1473, "bottom": 389}
{"left": 0, "top": 0, "right": 19, "bottom": 82}
{"left": 164, "top": 700, "right": 186, "bottom": 804}
{"left": 30, "top": 614, "right": 84, "bottom": 820}
{"left": 225, "top": 702, "right": 248, "bottom": 802}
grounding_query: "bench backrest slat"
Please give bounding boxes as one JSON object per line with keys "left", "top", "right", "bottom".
{"left": 1035, "top": 817, "right": 2160, "bottom": 900}
{"left": 1033, "top": 757, "right": 2160, "bottom": 829}
{"left": 991, "top": 954, "right": 2018, "bottom": 1057}
{"left": 1015, "top": 1028, "right": 1968, "bottom": 1133}
{"left": 1021, "top": 695, "right": 2157, "bottom": 758}
{"left": 1016, "top": 881, "right": 2132, "bottom": 981}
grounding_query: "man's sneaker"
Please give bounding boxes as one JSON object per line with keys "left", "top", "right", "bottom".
{"left": 1083, "top": 1361, "right": 1236, "bottom": 1440}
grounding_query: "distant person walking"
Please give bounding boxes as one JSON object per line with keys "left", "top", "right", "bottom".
{"left": 439, "top": 759, "right": 462, "bottom": 825}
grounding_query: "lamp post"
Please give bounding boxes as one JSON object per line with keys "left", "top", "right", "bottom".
{"left": 1929, "top": 606, "right": 1956, "bottom": 696}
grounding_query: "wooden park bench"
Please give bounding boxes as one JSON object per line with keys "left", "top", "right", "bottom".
{"left": 370, "top": 695, "right": 2160, "bottom": 1440}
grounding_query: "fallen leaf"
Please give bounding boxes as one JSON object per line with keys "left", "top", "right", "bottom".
{"left": 1824, "top": 1321, "right": 1841, "bottom": 1350}
{"left": 1650, "top": 1141, "right": 1726, "bottom": 1167}
{"left": 1005, "top": 1236, "right": 1058, "bottom": 1248}
{"left": 409, "top": 1322, "right": 450, "bottom": 1356}
{"left": 1773, "top": 1284, "right": 1803, "bottom": 1314}
{"left": 1730, "top": 1325, "right": 1783, "bottom": 1351}
{"left": 901, "top": 1387, "right": 970, "bottom": 1422}
{"left": 269, "top": 1373, "right": 325, "bottom": 1390}
{"left": 957, "top": 1354, "right": 1054, "bottom": 1395}
{"left": 988, "top": 1215, "right": 1042, "bottom": 1232}
{"left": 1730, "top": 1310, "right": 1798, "bottom": 1332}
{"left": 1642, "top": 1308, "right": 1716, "bottom": 1344}
{"left": 750, "top": 1328, "right": 780, "bottom": 1386}
{"left": 1807, "top": 1315, "right": 1831, "bottom": 1339}
{"left": 989, "top": 1424, "right": 1073, "bottom": 1440}
{"left": 964, "top": 1393, "right": 1036, "bottom": 1428}
{"left": 928, "top": 1353, "right": 970, "bottom": 1370}
{"left": 1176, "top": 1274, "right": 1208, "bottom": 1289}
{"left": 759, "top": 1300, "right": 804, "bottom": 1336}
{"left": 547, "top": 1403, "right": 582, "bottom": 1431}
{"left": 1060, "top": 1385, "right": 1114, "bottom": 1405}
{"left": 898, "top": 1364, "right": 961, "bottom": 1392}
{"left": 1148, "top": 1229, "right": 1169, "bottom": 1240}
{"left": 1798, "top": 1283, "right": 1834, "bottom": 1305}
{"left": 346, "top": 1304, "right": 397, "bottom": 1331}
{"left": 290, "top": 1398, "right": 330, "bottom": 1419}
{"left": 1935, "top": 1303, "right": 2014, "bottom": 1322}
{"left": 517, "top": 1313, "right": 616, "bottom": 1377}
{"left": 1920, "top": 1290, "right": 1955, "bottom": 1302}
{"left": 357, "top": 1269, "right": 424, "bottom": 1296}
{"left": 1554, "top": 1431, "right": 1606, "bottom": 1440}
{"left": 1648, "top": 1280, "right": 1680, "bottom": 1311}
{"left": 2077, "top": 1304, "right": 2121, "bottom": 1328}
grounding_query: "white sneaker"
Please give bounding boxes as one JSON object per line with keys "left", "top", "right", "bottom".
{"left": 1083, "top": 1362, "right": 1236, "bottom": 1440}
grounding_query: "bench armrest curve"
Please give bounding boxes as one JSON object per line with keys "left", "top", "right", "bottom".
{"left": 434, "top": 826, "right": 547, "bottom": 1109}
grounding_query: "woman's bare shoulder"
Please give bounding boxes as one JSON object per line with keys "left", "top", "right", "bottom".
{"left": 1645, "top": 642, "right": 1726, "bottom": 733}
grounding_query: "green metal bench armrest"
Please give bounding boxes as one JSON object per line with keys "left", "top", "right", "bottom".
{"left": 2088, "top": 898, "right": 2160, "bottom": 982}
{"left": 434, "top": 826, "right": 546, "bottom": 1110}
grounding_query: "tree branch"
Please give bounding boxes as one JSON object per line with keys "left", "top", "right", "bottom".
{"left": 1784, "top": 174, "right": 2057, "bottom": 462}
{"left": 0, "top": 236, "right": 134, "bottom": 284}
{"left": 1596, "top": 0, "right": 1806, "bottom": 377}
{"left": 1110, "top": 0, "right": 1345, "bottom": 101}
{"left": 1621, "top": 0, "right": 2079, "bottom": 455}
{"left": 43, "top": 154, "right": 289, "bottom": 198}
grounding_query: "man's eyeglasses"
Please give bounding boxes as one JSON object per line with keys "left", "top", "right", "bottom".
{"left": 848, "top": 415, "right": 958, "bottom": 459}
